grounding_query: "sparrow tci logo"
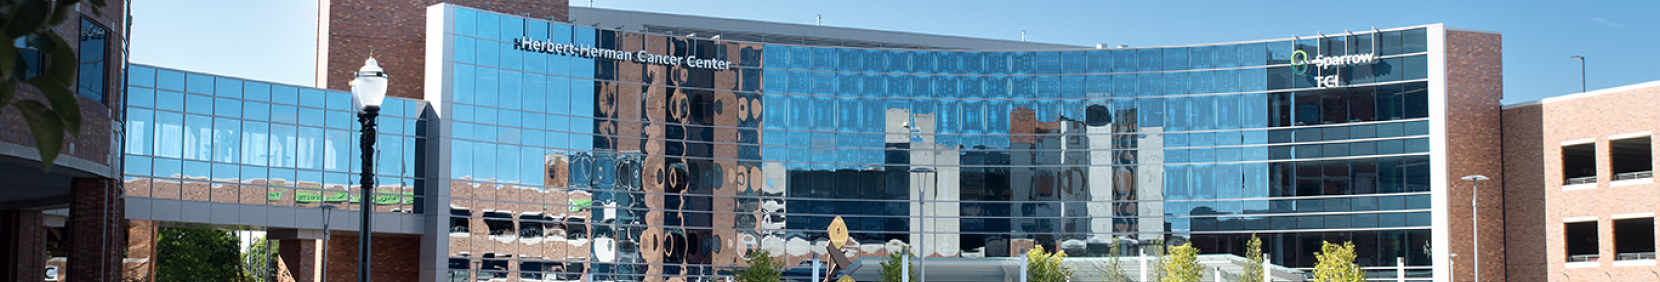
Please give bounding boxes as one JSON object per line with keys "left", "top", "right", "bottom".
{"left": 1291, "top": 49, "right": 1378, "bottom": 87}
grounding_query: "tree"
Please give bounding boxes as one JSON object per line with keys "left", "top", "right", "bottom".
{"left": 1026, "top": 245, "right": 1074, "bottom": 282}
{"left": 1146, "top": 237, "right": 1167, "bottom": 282}
{"left": 1098, "top": 239, "right": 1129, "bottom": 282}
{"left": 1313, "top": 241, "right": 1364, "bottom": 282}
{"left": 0, "top": 0, "right": 107, "bottom": 171}
{"left": 242, "top": 236, "right": 279, "bottom": 281}
{"left": 735, "top": 250, "right": 783, "bottom": 282}
{"left": 879, "top": 247, "right": 919, "bottom": 282}
{"left": 1161, "top": 242, "right": 1202, "bottom": 282}
{"left": 156, "top": 228, "right": 248, "bottom": 282}
{"left": 1241, "top": 234, "right": 1265, "bottom": 282}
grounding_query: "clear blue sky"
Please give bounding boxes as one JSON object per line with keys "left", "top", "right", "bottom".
{"left": 132, "top": 0, "right": 1658, "bottom": 104}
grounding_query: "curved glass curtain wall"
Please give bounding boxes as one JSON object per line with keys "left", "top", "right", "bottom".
{"left": 444, "top": 6, "right": 1435, "bottom": 281}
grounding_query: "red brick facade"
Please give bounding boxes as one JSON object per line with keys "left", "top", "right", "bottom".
{"left": 0, "top": 1, "right": 125, "bottom": 166}
{"left": 69, "top": 177, "right": 125, "bottom": 282}
{"left": 0, "top": 210, "right": 46, "bottom": 281}
{"left": 1443, "top": 30, "right": 1506, "bottom": 282}
{"left": 1503, "top": 82, "right": 1660, "bottom": 282}
{"left": 277, "top": 234, "right": 421, "bottom": 282}
{"left": 319, "top": 0, "right": 568, "bottom": 99}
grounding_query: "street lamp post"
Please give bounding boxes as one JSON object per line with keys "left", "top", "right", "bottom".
{"left": 1570, "top": 55, "right": 1585, "bottom": 93}
{"left": 320, "top": 205, "right": 337, "bottom": 281}
{"left": 904, "top": 116, "right": 934, "bottom": 282}
{"left": 910, "top": 166, "right": 935, "bottom": 282}
{"left": 350, "top": 58, "right": 389, "bottom": 282}
{"left": 1460, "top": 175, "right": 1489, "bottom": 282}
{"left": 1448, "top": 253, "right": 1456, "bottom": 282}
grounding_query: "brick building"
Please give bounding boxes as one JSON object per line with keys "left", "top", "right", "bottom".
{"left": 0, "top": 1, "right": 137, "bottom": 282}
{"left": 1503, "top": 81, "right": 1660, "bottom": 282}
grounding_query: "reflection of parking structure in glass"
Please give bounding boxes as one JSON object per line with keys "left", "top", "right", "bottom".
{"left": 429, "top": 5, "right": 1447, "bottom": 281}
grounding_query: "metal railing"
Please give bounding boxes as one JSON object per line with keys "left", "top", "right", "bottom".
{"left": 1565, "top": 176, "right": 1598, "bottom": 185}
{"left": 1613, "top": 171, "right": 1654, "bottom": 181}
{"left": 1567, "top": 254, "right": 1600, "bottom": 263}
{"left": 1617, "top": 252, "right": 1657, "bottom": 261}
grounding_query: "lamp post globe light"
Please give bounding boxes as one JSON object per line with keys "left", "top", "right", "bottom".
{"left": 350, "top": 58, "right": 389, "bottom": 282}
{"left": 1459, "top": 174, "right": 1489, "bottom": 282}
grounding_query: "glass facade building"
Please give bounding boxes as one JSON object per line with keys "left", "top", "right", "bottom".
{"left": 121, "top": 4, "right": 1509, "bottom": 282}
{"left": 122, "top": 66, "right": 426, "bottom": 213}
{"left": 423, "top": 5, "right": 1446, "bottom": 282}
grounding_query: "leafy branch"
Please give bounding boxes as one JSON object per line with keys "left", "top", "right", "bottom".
{"left": 0, "top": 0, "right": 108, "bottom": 171}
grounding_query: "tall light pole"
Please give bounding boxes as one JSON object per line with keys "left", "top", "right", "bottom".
{"left": 350, "top": 58, "right": 389, "bottom": 282}
{"left": 1448, "top": 253, "right": 1456, "bottom": 282}
{"left": 905, "top": 114, "right": 934, "bottom": 282}
{"left": 320, "top": 205, "right": 337, "bottom": 281}
{"left": 910, "top": 166, "right": 935, "bottom": 282}
{"left": 1570, "top": 55, "right": 1585, "bottom": 93}
{"left": 1460, "top": 175, "right": 1488, "bottom": 282}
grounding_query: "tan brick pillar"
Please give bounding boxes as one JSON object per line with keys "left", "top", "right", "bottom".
{"left": 279, "top": 239, "right": 324, "bottom": 282}
{"left": 0, "top": 210, "right": 46, "bottom": 281}
{"left": 124, "top": 220, "right": 157, "bottom": 282}
{"left": 69, "top": 177, "right": 124, "bottom": 282}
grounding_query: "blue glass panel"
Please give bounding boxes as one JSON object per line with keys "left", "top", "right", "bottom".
{"left": 476, "top": 67, "right": 499, "bottom": 106}
{"left": 1163, "top": 48, "right": 1188, "bottom": 71}
{"left": 213, "top": 77, "right": 242, "bottom": 98}
{"left": 242, "top": 102, "right": 267, "bottom": 121}
{"left": 130, "top": 87, "right": 155, "bottom": 108}
{"left": 270, "top": 84, "right": 300, "bottom": 106}
{"left": 127, "top": 109, "right": 154, "bottom": 155}
{"left": 1111, "top": 75, "right": 1135, "bottom": 97}
{"left": 499, "top": 71, "right": 522, "bottom": 110}
{"left": 155, "top": 69, "right": 186, "bottom": 91}
{"left": 240, "top": 121, "right": 268, "bottom": 166}
{"left": 327, "top": 91, "right": 352, "bottom": 111}
{"left": 186, "top": 73, "right": 214, "bottom": 94}
{"left": 214, "top": 97, "right": 241, "bottom": 117}
{"left": 299, "top": 108, "right": 325, "bottom": 128}
{"left": 129, "top": 65, "right": 156, "bottom": 87}
{"left": 186, "top": 94, "right": 213, "bottom": 115}
{"left": 271, "top": 104, "right": 298, "bottom": 124}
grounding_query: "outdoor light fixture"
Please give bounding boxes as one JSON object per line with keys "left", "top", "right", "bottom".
{"left": 1460, "top": 174, "right": 1489, "bottom": 282}
{"left": 349, "top": 57, "right": 389, "bottom": 282}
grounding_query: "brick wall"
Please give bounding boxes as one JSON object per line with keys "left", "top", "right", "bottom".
{"left": 279, "top": 238, "right": 323, "bottom": 282}
{"left": 0, "top": 0, "right": 125, "bottom": 166}
{"left": 1515, "top": 83, "right": 1660, "bottom": 282}
{"left": 69, "top": 177, "right": 125, "bottom": 282}
{"left": 124, "top": 220, "right": 158, "bottom": 282}
{"left": 0, "top": 210, "right": 46, "bottom": 281}
{"left": 1444, "top": 30, "right": 1505, "bottom": 282}
{"left": 323, "top": 234, "right": 422, "bottom": 282}
{"left": 319, "top": 0, "right": 568, "bottom": 99}
{"left": 1502, "top": 103, "right": 1547, "bottom": 282}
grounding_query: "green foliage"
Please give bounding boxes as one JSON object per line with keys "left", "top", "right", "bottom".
{"left": 0, "top": 0, "right": 106, "bottom": 171}
{"left": 1241, "top": 234, "right": 1265, "bottom": 282}
{"left": 156, "top": 228, "right": 248, "bottom": 282}
{"left": 879, "top": 247, "right": 919, "bottom": 282}
{"left": 1313, "top": 241, "right": 1364, "bottom": 282}
{"left": 1146, "top": 237, "right": 1167, "bottom": 282}
{"left": 1098, "top": 239, "right": 1129, "bottom": 282}
{"left": 1026, "top": 245, "right": 1075, "bottom": 282}
{"left": 736, "top": 250, "right": 784, "bottom": 282}
{"left": 1161, "top": 242, "right": 1202, "bottom": 282}
{"left": 242, "top": 236, "right": 278, "bottom": 281}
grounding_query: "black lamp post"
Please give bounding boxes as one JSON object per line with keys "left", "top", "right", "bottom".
{"left": 350, "top": 58, "right": 389, "bottom": 282}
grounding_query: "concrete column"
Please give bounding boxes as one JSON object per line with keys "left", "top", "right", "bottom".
{"left": 69, "top": 177, "right": 124, "bottom": 282}
{"left": 0, "top": 210, "right": 46, "bottom": 281}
